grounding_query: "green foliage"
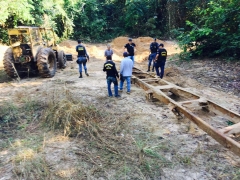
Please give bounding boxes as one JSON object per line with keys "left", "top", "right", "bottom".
{"left": 173, "top": 0, "right": 240, "bottom": 59}
{"left": 0, "top": 0, "right": 239, "bottom": 59}
{"left": 0, "top": 0, "right": 35, "bottom": 26}
{"left": 124, "top": 0, "right": 158, "bottom": 36}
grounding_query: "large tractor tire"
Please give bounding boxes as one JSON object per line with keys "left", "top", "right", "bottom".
{"left": 3, "top": 48, "right": 16, "bottom": 78}
{"left": 37, "top": 48, "right": 57, "bottom": 78}
{"left": 58, "top": 50, "right": 67, "bottom": 68}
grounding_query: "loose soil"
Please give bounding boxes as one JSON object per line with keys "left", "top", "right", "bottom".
{"left": 0, "top": 37, "right": 239, "bottom": 180}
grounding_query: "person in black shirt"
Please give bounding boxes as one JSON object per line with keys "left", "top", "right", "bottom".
{"left": 103, "top": 56, "right": 120, "bottom": 98}
{"left": 154, "top": 43, "right": 167, "bottom": 79}
{"left": 76, "top": 39, "right": 89, "bottom": 78}
{"left": 148, "top": 38, "right": 158, "bottom": 72}
{"left": 124, "top": 38, "right": 136, "bottom": 66}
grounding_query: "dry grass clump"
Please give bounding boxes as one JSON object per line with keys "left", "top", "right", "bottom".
{"left": 43, "top": 90, "right": 106, "bottom": 136}
{"left": 12, "top": 148, "right": 35, "bottom": 163}
{"left": 39, "top": 88, "right": 175, "bottom": 179}
{"left": 12, "top": 155, "right": 51, "bottom": 179}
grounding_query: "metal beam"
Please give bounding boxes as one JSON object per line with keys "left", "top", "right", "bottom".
{"left": 132, "top": 68, "right": 240, "bottom": 156}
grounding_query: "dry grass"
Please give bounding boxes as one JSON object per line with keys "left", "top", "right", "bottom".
{"left": 36, "top": 87, "right": 175, "bottom": 179}
{"left": 1, "top": 85, "right": 240, "bottom": 179}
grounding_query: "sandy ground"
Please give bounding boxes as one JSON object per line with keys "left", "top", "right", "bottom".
{"left": 0, "top": 37, "right": 240, "bottom": 179}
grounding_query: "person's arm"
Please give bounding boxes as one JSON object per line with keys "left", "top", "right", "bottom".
{"left": 103, "top": 62, "right": 107, "bottom": 72}
{"left": 155, "top": 49, "right": 160, "bottom": 61}
{"left": 104, "top": 50, "right": 107, "bottom": 57}
{"left": 219, "top": 122, "right": 240, "bottom": 136}
{"left": 149, "top": 43, "right": 152, "bottom": 53}
{"left": 120, "top": 61, "right": 124, "bottom": 75}
{"left": 124, "top": 44, "right": 127, "bottom": 51}
{"left": 114, "top": 64, "right": 119, "bottom": 78}
{"left": 133, "top": 43, "right": 136, "bottom": 53}
{"left": 85, "top": 48, "right": 90, "bottom": 61}
{"left": 76, "top": 46, "right": 78, "bottom": 52}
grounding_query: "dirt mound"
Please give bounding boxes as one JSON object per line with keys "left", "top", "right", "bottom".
{"left": 111, "top": 36, "right": 181, "bottom": 63}
{"left": 59, "top": 40, "right": 77, "bottom": 48}
{"left": 57, "top": 37, "right": 181, "bottom": 63}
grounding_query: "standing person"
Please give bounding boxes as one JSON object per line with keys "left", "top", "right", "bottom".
{"left": 147, "top": 38, "right": 158, "bottom": 72}
{"left": 76, "top": 39, "right": 89, "bottom": 78}
{"left": 103, "top": 55, "right": 120, "bottom": 98}
{"left": 154, "top": 43, "right": 167, "bottom": 79}
{"left": 104, "top": 44, "right": 113, "bottom": 60}
{"left": 124, "top": 38, "right": 136, "bottom": 66}
{"left": 119, "top": 52, "right": 133, "bottom": 94}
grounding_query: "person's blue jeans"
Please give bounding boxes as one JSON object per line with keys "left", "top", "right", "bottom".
{"left": 155, "top": 61, "right": 166, "bottom": 79}
{"left": 128, "top": 56, "right": 134, "bottom": 66}
{"left": 120, "top": 76, "right": 131, "bottom": 92}
{"left": 148, "top": 53, "right": 157, "bottom": 66}
{"left": 78, "top": 57, "right": 87, "bottom": 73}
{"left": 107, "top": 76, "right": 119, "bottom": 97}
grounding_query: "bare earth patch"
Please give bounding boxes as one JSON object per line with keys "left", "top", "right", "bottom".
{"left": 0, "top": 37, "right": 240, "bottom": 179}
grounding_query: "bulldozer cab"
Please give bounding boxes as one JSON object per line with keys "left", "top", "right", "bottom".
{"left": 8, "top": 27, "right": 57, "bottom": 62}
{"left": 4, "top": 26, "right": 69, "bottom": 78}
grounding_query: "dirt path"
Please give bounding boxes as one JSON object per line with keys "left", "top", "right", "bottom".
{"left": 0, "top": 37, "right": 240, "bottom": 179}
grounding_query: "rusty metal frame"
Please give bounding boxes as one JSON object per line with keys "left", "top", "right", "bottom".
{"left": 132, "top": 67, "right": 240, "bottom": 156}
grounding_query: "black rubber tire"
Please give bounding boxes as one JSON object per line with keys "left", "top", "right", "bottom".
{"left": 3, "top": 48, "right": 16, "bottom": 78}
{"left": 37, "top": 48, "right": 57, "bottom": 78}
{"left": 58, "top": 50, "right": 67, "bottom": 68}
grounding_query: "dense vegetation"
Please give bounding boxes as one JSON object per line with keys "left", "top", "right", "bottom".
{"left": 0, "top": 0, "right": 239, "bottom": 59}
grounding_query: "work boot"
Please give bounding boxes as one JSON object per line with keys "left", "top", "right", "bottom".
{"left": 79, "top": 72, "right": 82, "bottom": 78}
{"left": 85, "top": 70, "right": 89, "bottom": 76}
{"left": 147, "top": 66, "right": 150, "bottom": 72}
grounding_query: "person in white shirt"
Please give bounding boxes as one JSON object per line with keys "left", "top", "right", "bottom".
{"left": 119, "top": 52, "right": 133, "bottom": 94}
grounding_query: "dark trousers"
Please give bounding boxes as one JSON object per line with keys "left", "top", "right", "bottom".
{"left": 155, "top": 61, "right": 165, "bottom": 79}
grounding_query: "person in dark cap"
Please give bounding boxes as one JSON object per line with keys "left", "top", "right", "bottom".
{"left": 147, "top": 38, "right": 159, "bottom": 72}
{"left": 124, "top": 38, "right": 136, "bottom": 66}
{"left": 76, "top": 39, "right": 90, "bottom": 78}
{"left": 154, "top": 43, "right": 167, "bottom": 79}
{"left": 103, "top": 55, "right": 120, "bottom": 98}
{"left": 119, "top": 52, "right": 133, "bottom": 94}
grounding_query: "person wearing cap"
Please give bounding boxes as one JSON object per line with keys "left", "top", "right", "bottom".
{"left": 147, "top": 38, "right": 159, "bottom": 72}
{"left": 124, "top": 38, "right": 136, "bottom": 66}
{"left": 154, "top": 43, "right": 167, "bottom": 79}
{"left": 119, "top": 52, "right": 133, "bottom": 94}
{"left": 76, "top": 39, "right": 90, "bottom": 78}
{"left": 104, "top": 44, "right": 113, "bottom": 61}
{"left": 103, "top": 55, "right": 120, "bottom": 98}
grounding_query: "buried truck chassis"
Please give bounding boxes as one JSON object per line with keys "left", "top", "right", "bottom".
{"left": 3, "top": 26, "right": 71, "bottom": 78}
{"left": 132, "top": 67, "right": 240, "bottom": 156}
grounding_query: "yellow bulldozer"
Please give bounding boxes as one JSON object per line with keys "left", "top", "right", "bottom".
{"left": 3, "top": 26, "right": 72, "bottom": 78}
